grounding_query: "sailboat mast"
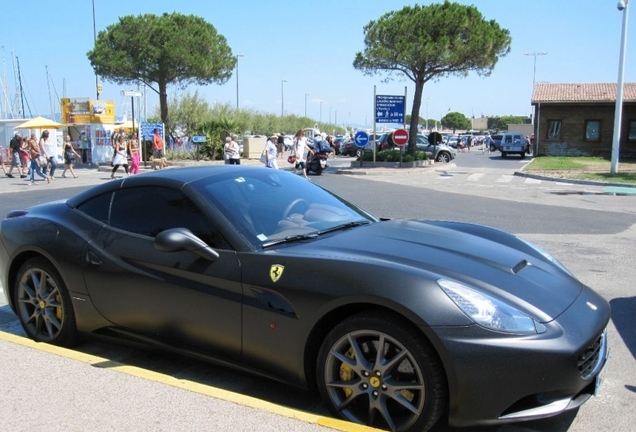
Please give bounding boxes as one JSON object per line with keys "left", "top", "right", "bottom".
{"left": 16, "top": 56, "right": 25, "bottom": 118}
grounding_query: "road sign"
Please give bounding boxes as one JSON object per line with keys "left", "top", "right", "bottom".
{"left": 192, "top": 136, "right": 207, "bottom": 143}
{"left": 393, "top": 128, "right": 409, "bottom": 146}
{"left": 354, "top": 131, "right": 369, "bottom": 148}
{"left": 375, "top": 95, "right": 405, "bottom": 124}
{"left": 121, "top": 90, "right": 143, "bottom": 97}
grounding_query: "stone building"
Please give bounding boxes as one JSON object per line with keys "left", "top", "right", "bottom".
{"left": 531, "top": 83, "right": 636, "bottom": 157}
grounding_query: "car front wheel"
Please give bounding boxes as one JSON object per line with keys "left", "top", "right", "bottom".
{"left": 436, "top": 152, "right": 451, "bottom": 163}
{"left": 490, "top": 144, "right": 496, "bottom": 152}
{"left": 13, "top": 257, "right": 79, "bottom": 347}
{"left": 317, "top": 311, "right": 447, "bottom": 432}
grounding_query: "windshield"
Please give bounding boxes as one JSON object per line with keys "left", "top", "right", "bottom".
{"left": 191, "top": 169, "right": 378, "bottom": 246}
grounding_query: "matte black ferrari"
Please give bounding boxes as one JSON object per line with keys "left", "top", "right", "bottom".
{"left": 0, "top": 166, "right": 609, "bottom": 432}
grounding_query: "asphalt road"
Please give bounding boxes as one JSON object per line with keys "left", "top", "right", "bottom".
{"left": 1, "top": 155, "right": 635, "bottom": 432}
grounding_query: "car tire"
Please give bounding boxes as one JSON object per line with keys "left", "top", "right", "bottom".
{"left": 317, "top": 311, "right": 447, "bottom": 432}
{"left": 436, "top": 152, "right": 450, "bottom": 163}
{"left": 490, "top": 144, "right": 496, "bottom": 152}
{"left": 501, "top": 152, "right": 507, "bottom": 158}
{"left": 520, "top": 153, "right": 526, "bottom": 159}
{"left": 13, "top": 257, "right": 79, "bottom": 347}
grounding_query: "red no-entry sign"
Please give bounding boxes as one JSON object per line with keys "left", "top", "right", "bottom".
{"left": 393, "top": 128, "right": 409, "bottom": 146}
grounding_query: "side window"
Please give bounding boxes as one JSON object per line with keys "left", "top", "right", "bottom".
{"left": 505, "top": 135, "right": 512, "bottom": 143}
{"left": 627, "top": 120, "right": 636, "bottom": 140}
{"left": 547, "top": 120, "right": 562, "bottom": 140}
{"left": 109, "top": 186, "right": 230, "bottom": 249}
{"left": 76, "top": 192, "right": 113, "bottom": 223}
{"left": 585, "top": 120, "right": 601, "bottom": 141}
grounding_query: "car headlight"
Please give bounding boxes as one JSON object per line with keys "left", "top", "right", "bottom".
{"left": 438, "top": 279, "right": 546, "bottom": 335}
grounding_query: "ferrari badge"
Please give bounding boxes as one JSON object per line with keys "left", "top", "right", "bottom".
{"left": 270, "top": 264, "right": 284, "bottom": 282}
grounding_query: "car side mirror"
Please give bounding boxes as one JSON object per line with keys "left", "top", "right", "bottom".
{"left": 154, "top": 228, "right": 220, "bottom": 262}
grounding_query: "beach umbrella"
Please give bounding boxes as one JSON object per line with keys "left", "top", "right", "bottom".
{"left": 14, "top": 116, "right": 65, "bottom": 129}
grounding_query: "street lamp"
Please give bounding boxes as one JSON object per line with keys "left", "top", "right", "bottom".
{"left": 281, "top": 80, "right": 286, "bottom": 117}
{"left": 92, "top": 0, "right": 99, "bottom": 99}
{"left": 235, "top": 53, "right": 244, "bottom": 110}
{"left": 304, "top": 93, "right": 309, "bottom": 117}
{"left": 611, "top": 0, "right": 630, "bottom": 174}
{"left": 524, "top": 51, "right": 547, "bottom": 124}
{"left": 425, "top": 97, "right": 430, "bottom": 130}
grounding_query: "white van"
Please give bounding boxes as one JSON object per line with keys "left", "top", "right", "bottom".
{"left": 500, "top": 133, "right": 528, "bottom": 158}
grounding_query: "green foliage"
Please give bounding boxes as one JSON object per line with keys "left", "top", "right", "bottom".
{"left": 353, "top": 1, "right": 511, "bottom": 154}
{"left": 441, "top": 112, "right": 471, "bottom": 132}
{"left": 87, "top": 13, "right": 235, "bottom": 132}
{"left": 360, "top": 149, "right": 426, "bottom": 162}
{"left": 487, "top": 115, "right": 524, "bottom": 131}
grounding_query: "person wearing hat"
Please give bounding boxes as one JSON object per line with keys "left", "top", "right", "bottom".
{"left": 265, "top": 134, "right": 279, "bottom": 169}
{"left": 79, "top": 130, "right": 91, "bottom": 164}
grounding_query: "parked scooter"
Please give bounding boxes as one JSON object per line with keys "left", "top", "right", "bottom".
{"left": 307, "top": 139, "right": 332, "bottom": 175}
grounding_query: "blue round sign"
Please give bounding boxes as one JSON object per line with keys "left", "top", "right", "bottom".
{"left": 354, "top": 131, "right": 369, "bottom": 148}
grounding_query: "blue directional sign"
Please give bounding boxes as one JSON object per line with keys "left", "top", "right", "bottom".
{"left": 192, "top": 135, "right": 207, "bottom": 143}
{"left": 354, "top": 131, "right": 369, "bottom": 148}
{"left": 375, "top": 95, "right": 405, "bottom": 124}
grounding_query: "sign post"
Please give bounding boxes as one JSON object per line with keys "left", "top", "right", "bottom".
{"left": 120, "top": 90, "right": 143, "bottom": 163}
{"left": 192, "top": 135, "right": 207, "bottom": 161}
{"left": 354, "top": 130, "right": 369, "bottom": 167}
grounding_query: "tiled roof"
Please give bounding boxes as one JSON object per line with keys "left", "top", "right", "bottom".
{"left": 532, "top": 83, "right": 636, "bottom": 103}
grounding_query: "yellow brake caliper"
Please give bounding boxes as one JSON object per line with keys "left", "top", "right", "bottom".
{"left": 339, "top": 347, "right": 355, "bottom": 398}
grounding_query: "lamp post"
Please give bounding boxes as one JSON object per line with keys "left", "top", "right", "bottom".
{"left": 524, "top": 51, "right": 547, "bottom": 124}
{"left": 92, "top": 0, "right": 99, "bottom": 100}
{"left": 304, "top": 93, "right": 309, "bottom": 117}
{"left": 235, "top": 54, "right": 244, "bottom": 110}
{"left": 281, "top": 80, "right": 286, "bottom": 117}
{"left": 611, "top": 0, "right": 630, "bottom": 174}
{"left": 425, "top": 97, "right": 430, "bottom": 131}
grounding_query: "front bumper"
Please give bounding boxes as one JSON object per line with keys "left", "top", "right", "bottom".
{"left": 431, "top": 285, "right": 610, "bottom": 427}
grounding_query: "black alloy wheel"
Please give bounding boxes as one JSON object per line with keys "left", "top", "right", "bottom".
{"left": 14, "top": 257, "right": 79, "bottom": 347}
{"left": 317, "top": 311, "right": 447, "bottom": 432}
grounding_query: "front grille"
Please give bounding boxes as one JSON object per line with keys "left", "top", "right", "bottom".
{"left": 577, "top": 330, "right": 607, "bottom": 380}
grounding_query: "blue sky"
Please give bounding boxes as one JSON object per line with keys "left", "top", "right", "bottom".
{"left": 0, "top": 0, "right": 633, "bottom": 128}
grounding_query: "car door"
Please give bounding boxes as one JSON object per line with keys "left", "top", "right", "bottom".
{"left": 78, "top": 185, "right": 242, "bottom": 360}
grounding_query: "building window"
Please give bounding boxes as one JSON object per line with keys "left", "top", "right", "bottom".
{"left": 629, "top": 120, "right": 636, "bottom": 140}
{"left": 547, "top": 120, "right": 561, "bottom": 140}
{"left": 585, "top": 120, "right": 600, "bottom": 141}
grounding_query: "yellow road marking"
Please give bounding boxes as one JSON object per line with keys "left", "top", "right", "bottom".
{"left": 0, "top": 331, "right": 381, "bottom": 432}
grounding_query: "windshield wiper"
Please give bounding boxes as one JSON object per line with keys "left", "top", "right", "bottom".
{"left": 317, "top": 220, "right": 371, "bottom": 235}
{"left": 262, "top": 233, "right": 319, "bottom": 248}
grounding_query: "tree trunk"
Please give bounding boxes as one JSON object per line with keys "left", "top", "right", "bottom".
{"left": 159, "top": 80, "right": 169, "bottom": 133}
{"left": 408, "top": 77, "right": 425, "bottom": 154}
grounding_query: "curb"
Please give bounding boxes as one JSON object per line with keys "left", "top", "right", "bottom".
{"left": 336, "top": 163, "right": 457, "bottom": 176}
{"left": 513, "top": 170, "right": 636, "bottom": 189}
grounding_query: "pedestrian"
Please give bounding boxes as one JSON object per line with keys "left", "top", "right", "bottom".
{"left": 6, "top": 132, "right": 26, "bottom": 178}
{"left": 228, "top": 134, "right": 241, "bottom": 165}
{"left": 483, "top": 135, "right": 492, "bottom": 154}
{"left": 326, "top": 135, "right": 336, "bottom": 159}
{"left": 39, "top": 130, "right": 58, "bottom": 179}
{"left": 27, "top": 134, "right": 49, "bottom": 185}
{"left": 223, "top": 136, "right": 231, "bottom": 164}
{"left": 110, "top": 134, "right": 129, "bottom": 178}
{"left": 61, "top": 134, "right": 81, "bottom": 178}
{"left": 78, "top": 130, "right": 90, "bottom": 163}
{"left": 276, "top": 133, "right": 285, "bottom": 159}
{"left": 129, "top": 135, "right": 140, "bottom": 174}
{"left": 265, "top": 134, "right": 279, "bottom": 169}
{"left": 292, "top": 129, "right": 314, "bottom": 180}
{"left": 152, "top": 128, "right": 164, "bottom": 159}
{"left": 111, "top": 127, "right": 125, "bottom": 166}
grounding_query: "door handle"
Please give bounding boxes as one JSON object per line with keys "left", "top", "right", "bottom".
{"left": 85, "top": 251, "right": 102, "bottom": 266}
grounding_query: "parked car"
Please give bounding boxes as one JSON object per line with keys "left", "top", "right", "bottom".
{"left": 500, "top": 132, "right": 528, "bottom": 158}
{"left": 490, "top": 133, "right": 504, "bottom": 152}
{"left": 0, "top": 166, "right": 610, "bottom": 432}
{"left": 376, "top": 132, "right": 456, "bottom": 163}
{"left": 332, "top": 136, "right": 348, "bottom": 155}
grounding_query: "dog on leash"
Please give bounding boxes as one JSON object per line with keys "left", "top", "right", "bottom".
{"left": 149, "top": 156, "right": 168, "bottom": 169}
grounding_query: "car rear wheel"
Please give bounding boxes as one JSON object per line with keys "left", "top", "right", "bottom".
{"left": 317, "top": 311, "right": 447, "bottom": 432}
{"left": 13, "top": 257, "right": 79, "bottom": 347}
{"left": 490, "top": 144, "right": 496, "bottom": 152}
